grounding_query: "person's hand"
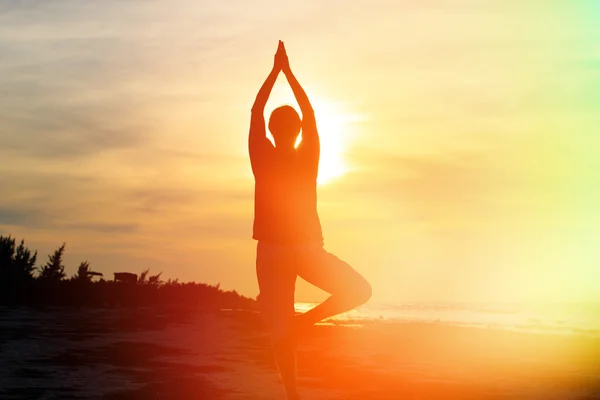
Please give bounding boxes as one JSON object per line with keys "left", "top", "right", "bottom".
{"left": 274, "top": 40, "right": 290, "bottom": 74}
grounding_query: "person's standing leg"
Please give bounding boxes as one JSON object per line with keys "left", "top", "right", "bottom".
{"left": 295, "top": 245, "right": 371, "bottom": 332}
{"left": 273, "top": 335, "right": 299, "bottom": 400}
{"left": 256, "top": 242, "right": 300, "bottom": 399}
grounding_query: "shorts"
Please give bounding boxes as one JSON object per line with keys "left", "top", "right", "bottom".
{"left": 255, "top": 241, "right": 368, "bottom": 343}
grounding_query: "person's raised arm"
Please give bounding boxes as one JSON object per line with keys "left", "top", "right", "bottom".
{"left": 249, "top": 68, "right": 277, "bottom": 148}
{"left": 279, "top": 42, "right": 318, "bottom": 146}
{"left": 251, "top": 68, "right": 278, "bottom": 113}
{"left": 249, "top": 42, "right": 289, "bottom": 175}
{"left": 249, "top": 58, "right": 279, "bottom": 145}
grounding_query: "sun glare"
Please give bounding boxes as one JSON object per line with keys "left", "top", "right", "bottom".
{"left": 266, "top": 85, "right": 353, "bottom": 185}
{"left": 295, "top": 97, "right": 349, "bottom": 185}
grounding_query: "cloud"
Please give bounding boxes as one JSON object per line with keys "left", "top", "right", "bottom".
{"left": 0, "top": 170, "right": 115, "bottom": 232}
{"left": 0, "top": 206, "right": 138, "bottom": 235}
{"left": 0, "top": 211, "right": 139, "bottom": 235}
{"left": 334, "top": 149, "right": 494, "bottom": 204}
{"left": 1, "top": 107, "right": 150, "bottom": 159}
{"left": 0, "top": 40, "right": 154, "bottom": 160}
{"left": 0, "top": 171, "right": 90, "bottom": 230}
{"left": 131, "top": 186, "right": 248, "bottom": 215}
{"left": 0, "top": 161, "right": 252, "bottom": 240}
{"left": 58, "top": 222, "right": 138, "bottom": 234}
{"left": 0, "top": 207, "right": 48, "bottom": 228}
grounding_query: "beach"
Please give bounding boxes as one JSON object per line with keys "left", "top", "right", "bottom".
{"left": 1, "top": 306, "right": 598, "bottom": 399}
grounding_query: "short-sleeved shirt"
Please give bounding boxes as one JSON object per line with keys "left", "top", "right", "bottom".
{"left": 249, "top": 113, "right": 323, "bottom": 245}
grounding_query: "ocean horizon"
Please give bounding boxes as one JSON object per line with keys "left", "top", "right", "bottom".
{"left": 295, "top": 301, "right": 600, "bottom": 338}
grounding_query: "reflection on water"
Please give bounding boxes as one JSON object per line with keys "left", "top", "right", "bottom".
{"left": 295, "top": 302, "right": 600, "bottom": 337}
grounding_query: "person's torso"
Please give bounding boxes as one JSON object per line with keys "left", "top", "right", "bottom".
{"left": 253, "top": 151, "right": 323, "bottom": 245}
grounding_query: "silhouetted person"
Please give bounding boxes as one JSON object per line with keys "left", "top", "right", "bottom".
{"left": 249, "top": 41, "right": 372, "bottom": 400}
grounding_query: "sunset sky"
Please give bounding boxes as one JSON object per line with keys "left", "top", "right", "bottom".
{"left": 1, "top": 1, "right": 599, "bottom": 303}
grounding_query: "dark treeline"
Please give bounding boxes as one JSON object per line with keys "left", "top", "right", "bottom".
{"left": 0, "top": 234, "right": 255, "bottom": 310}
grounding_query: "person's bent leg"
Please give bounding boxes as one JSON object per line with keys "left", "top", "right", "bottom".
{"left": 295, "top": 247, "right": 371, "bottom": 330}
{"left": 256, "top": 242, "right": 301, "bottom": 399}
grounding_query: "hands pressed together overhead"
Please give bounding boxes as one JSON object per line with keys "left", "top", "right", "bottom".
{"left": 274, "top": 40, "right": 291, "bottom": 74}
{"left": 250, "top": 40, "right": 314, "bottom": 120}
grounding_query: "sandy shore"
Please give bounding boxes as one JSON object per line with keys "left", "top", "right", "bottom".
{"left": 0, "top": 306, "right": 598, "bottom": 399}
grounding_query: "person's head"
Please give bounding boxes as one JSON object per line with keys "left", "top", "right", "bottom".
{"left": 268, "top": 105, "right": 301, "bottom": 149}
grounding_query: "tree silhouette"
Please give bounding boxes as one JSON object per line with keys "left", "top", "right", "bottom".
{"left": 139, "top": 268, "right": 150, "bottom": 284}
{"left": 0, "top": 235, "right": 17, "bottom": 288}
{"left": 0, "top": 235, "right": 37, "bottom": 288}
{"left": 1, "top": 235, "right": 256, "bottom": 309}
{"left": 0, "top": 235, "right": 16, "bottom": 265}
{"left": 72, "top": 261, "right": 91, "bottom": 282}
{"left": 38, "top": 243, "right": 67, "bottom": 282}
{"left": 14, "top": 239, "right": 38, "bottom": 281}
{"left": 148, "top": 271, "right": 163, "bottom": 286}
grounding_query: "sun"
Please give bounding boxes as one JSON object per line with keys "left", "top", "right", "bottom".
{"left": 295, "top": 97, "right": 349, "bottom": 185}
{"left": 266, "top": 87, "right": 352, "bottom": 185}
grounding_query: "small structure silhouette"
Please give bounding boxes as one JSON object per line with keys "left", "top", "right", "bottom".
{"left": 113, "top": 272, "right": 137, "bottom": 284}
{"left": 86, "top": 271, "right": 104, "bottom": 281}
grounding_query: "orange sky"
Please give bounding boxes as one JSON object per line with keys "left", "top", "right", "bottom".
{"left": 0, "top": 1, "right": 599, "bottom": 303}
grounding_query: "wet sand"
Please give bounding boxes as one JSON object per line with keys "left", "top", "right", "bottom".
{"left": 0, "top": 306, "right": 598, "bottom": 399}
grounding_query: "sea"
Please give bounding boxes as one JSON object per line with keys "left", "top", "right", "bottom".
{"left": 294, "top": 301, "right": 600, "bottom": 337}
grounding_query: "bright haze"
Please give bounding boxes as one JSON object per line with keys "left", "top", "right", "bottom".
{"left": 1, "top": 1, "right": 598, "bottom": 304}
